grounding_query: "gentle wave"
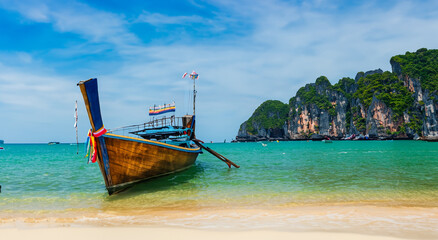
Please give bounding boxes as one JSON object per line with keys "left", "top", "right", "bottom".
{"left": 1, "top": 141, "right": 438, "bottom": 236}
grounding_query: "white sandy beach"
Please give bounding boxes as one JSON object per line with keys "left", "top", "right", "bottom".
{"left": 1, "top": 227, "right": 405, "bottom": 240}
{"left": 2, "top": 205, "right": 438, "bottom": 239}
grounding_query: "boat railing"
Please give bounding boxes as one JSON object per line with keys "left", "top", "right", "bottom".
{"left": 107, "top": 116, "right": 184, "bottom": 137}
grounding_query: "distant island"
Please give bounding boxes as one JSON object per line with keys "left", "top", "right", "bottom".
{"left": 236, "top": 48, "right": 438, "bottom": 141}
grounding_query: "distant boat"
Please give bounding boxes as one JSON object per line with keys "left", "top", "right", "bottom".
{"left": 0, "top": 147, "right": 4, "bottom": 150}
{"left": 344, "top": 134, "right": 356, "bottom": 140}
{"left": 48, "top": 142, "right": 60, "bottom": 145}
{"left": 421, "top": 136, "right": 438, "bottom": 142}
{"left": 322, "top": 139, "right": 332, "bottom": 143}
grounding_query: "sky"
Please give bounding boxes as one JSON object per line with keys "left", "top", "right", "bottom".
{"left": 0, "top": 0, "right": 438, "bottom": 143}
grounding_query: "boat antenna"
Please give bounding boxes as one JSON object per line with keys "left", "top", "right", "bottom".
{"left": 193, "top": 73, "right": 196, "bottom": 115}
{"left": 182, "top": 71, "right": 198, "bottom": 116}
{"left": 182, "top": 71, "right": 239, "bottom": 168}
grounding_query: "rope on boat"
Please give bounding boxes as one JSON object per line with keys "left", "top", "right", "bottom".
{"left": 85, "top": 127, "right": 107, "bottom": 164}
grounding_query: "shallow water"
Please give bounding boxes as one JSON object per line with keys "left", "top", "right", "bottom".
{"left": 1, "top": 141, "right": 438, "bottom": 237}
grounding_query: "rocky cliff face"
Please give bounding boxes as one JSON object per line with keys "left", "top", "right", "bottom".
{"left": 288, "top": 76, "right": 350, "bottom": 140}
{"left": 236, "top": 100, "right": 289, "bottom": 141}
{"left": 236, "top": 48, "right": 438, "bottom": 141}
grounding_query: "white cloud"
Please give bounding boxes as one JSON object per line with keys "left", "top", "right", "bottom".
{"left": 114, "top": 0, "right": 438, "bottom": 141}
{"left": 0, "top": 1, "right": 51, "bottom": 22}
{"left": 0, "top": 60, "right": 83, "bottom": 143}
{"left": 137, "top": 11, "right": 206, "bottom": 25}
{"left": 0, "top": 0, "right": 138, "bottom": 47}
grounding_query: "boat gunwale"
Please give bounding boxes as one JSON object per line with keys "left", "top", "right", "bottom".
{"left": 104, "top": 133, "right": 202, "bottom": 153}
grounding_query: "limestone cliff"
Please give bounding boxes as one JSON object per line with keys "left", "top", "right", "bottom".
{"left": 236, "top": 48, "right": 438, "bottom": 141}
{"left": 237, "top": 100, "right": 289, "bottom": 141}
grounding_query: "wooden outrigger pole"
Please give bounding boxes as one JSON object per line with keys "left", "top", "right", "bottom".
{"left": 187, "top": 71, "right": 239, "bottom": 169}
{"left": 193, "top": 139, "right": 240, "bottom": 168}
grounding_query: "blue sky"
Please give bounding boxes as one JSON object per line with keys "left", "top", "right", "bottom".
{"left": 0, "top": 0, "right": 437, "bottom": 143}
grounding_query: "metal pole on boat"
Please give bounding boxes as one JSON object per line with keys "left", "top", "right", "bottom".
{"left": 193, "top": 77, "right": 196, "bottom": 115}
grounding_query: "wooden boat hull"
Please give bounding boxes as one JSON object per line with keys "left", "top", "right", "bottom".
{"left": 78, "top": 78, "right": 201, "bottom": 195}
{"left": 101, "top": 134, "right": 201, "bottom": 194}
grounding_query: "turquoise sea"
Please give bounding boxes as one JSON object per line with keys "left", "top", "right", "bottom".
{"left": 1, "top": 141, "right": 438, "bottom": 236}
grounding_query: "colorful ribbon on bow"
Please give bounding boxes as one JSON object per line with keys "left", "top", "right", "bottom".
{"left": 84, "top": 127, "right": 107, "bottom": 164}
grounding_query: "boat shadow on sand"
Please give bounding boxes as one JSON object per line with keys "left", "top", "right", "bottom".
{"left": 104, "top": 163, "right": 206, "bottom": 200}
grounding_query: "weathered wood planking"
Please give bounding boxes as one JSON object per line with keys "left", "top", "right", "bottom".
{"left": 78, "top": 78, "right": 201, "bottom": 195}
{"left": 102, "top": 134, "right": 200, "bottom": 194}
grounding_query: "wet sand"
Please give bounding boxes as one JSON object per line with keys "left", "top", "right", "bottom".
{"left": 0, "top": 227, "right": 405, "bottom": 240}
{"left": 1, "top": 205, "right": 438, "bottom": 239}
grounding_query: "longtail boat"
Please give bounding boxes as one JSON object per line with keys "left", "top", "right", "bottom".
{"left": 78, "top": 78, "right": 202, "bottom": 195}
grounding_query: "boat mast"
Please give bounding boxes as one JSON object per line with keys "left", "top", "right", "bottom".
{"left": 193, "top": 76, "right": 196, "bottom": 115}
{"left": 183, "top": 71, "right": 198, "bottom": 116}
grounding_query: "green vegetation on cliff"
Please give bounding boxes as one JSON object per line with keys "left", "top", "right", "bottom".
{"left": 295, "top": 76, "right": 333, "bottom": 111}
{"left": 239, "top": 48, "right": 437, "bottom": 139}
{"left": 244, "top": 100, "right": 289, "bottom": 135}
{"left": 354, "top": 71, "right": 414, "bottom": 118}
{"left": 333, "top": 77, "right": 355, "bottom": 100}
{"left": 391, "top": 48, "right": 438, "bottom": 93}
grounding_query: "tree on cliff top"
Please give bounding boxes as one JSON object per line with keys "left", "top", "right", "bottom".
{"left": 353, "top": 71, "right": 413, "bottom": 118}
{"left": 244, "top": 100, "right": 289, "bottom": 135}
{"left": 294, "top": 76, "right": 333, "bottom": 110}
{"left": 391, "top": 48, "right": 438, "bottom": 94}
{"left": 239, "top": 48, "right": 436, "bottom": 138}
{"left": 315, "top": 76, "right": 331, "bottom": 87}
{"left": 333, "top": 77, "right": 355, "bottom": 100}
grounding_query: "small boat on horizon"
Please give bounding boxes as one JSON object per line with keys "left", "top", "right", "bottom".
{"left": 421, "top": 136, "right": 438, "bottom": 142}
{"left": 48, "top": 142, "right": 60, "bottom": 145}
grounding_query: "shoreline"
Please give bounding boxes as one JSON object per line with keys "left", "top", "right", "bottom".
{"left": 1, "top": 205, "right": 438, "bottom": 239}
{"left": 2, "top": 142, "right": 438, "bottom": 239}
{"left": 232, "top": 138, "right": 437, "bottom": 142}
{"left": 0, "top": 227, "right": 408, "bottom": 240}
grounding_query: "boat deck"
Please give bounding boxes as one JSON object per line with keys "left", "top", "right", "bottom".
{"left": 108, "top": 115, "right": 194, "bottom": 147}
